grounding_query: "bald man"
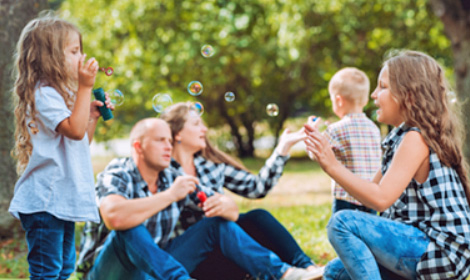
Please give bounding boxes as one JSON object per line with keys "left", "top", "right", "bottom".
{"left": 77, "top": 118, "right": 314, "bottom": 280}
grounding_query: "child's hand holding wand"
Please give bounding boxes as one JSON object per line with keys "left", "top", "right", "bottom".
{"left": 304, "top": 118, "right": 338, "bottom": 173}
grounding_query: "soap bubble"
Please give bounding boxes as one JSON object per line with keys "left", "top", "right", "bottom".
{"left": 266, "top": 103, "right": 279, "bottom": 117}
{"left": 152, "top": 93, "right": 172, "bottom": 113}
{"left": 100, "top": 67, "right": 114, "bottom": 76}
{"left": 224, "top": 91, "right": 235, "bottom": 102}
{"left": 110, "top": 89, "right": 124, "bottom": 106}
{"left": 201, "top": 45, "right": 215, "bottom": 58}
{"left": 191, "top": 101, "right": 204, "bottom": 116}
{"left": 187, "top": 81, "right": 203, "bottom": 96}
{"left": 447, "top": 91, "right": 457, "bottom": 104}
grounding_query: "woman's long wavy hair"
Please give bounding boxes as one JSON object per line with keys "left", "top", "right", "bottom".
{"left": 11, "top": 12, "right": 82, "bottom": 174}
{"left": 385, "top": 50, "right": 470, "bottom": 205}
{"left": 160, "top": 102, "right": 247, "bottom": 171}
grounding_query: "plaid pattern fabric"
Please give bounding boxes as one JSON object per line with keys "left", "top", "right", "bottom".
{"left": 76, "top": 157, "right": 203, "bottom": 277}
{"left": 171, "top": 151, "right": 289, "bottom": 234}
{"left": 381, "top": 124, "right": 470, "bottom": 280}
{"left": 324, "top": 113, "right": 382, "bottom": 205}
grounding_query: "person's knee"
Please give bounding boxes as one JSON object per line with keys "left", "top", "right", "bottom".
{"left": 244, "top": 209, "right": 272, "bottom": 221}
{"left": 202, "top": 217, "right": 241, "bottom": 236}
{"left": 116, "top": 224, "right": 147, "bottom": 238}
{"left": 327, "top": 210, "right": 356, "bottom": 242}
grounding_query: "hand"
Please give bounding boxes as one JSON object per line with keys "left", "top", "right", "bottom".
{"left": 90, "top": 92, "right": 115, "bottom": 121}
{"left": 275, "top": 127, "right": 307, "bottom": 156}
{"left": 305, "top": 116, "right": 322, "bottom": 160}
{"left": 304, "top": 123, "right": 337, "bottom": 171}
{"left": 202, "top": 193, "right": 239, "bottom": 221}
{"left": 78, "top": 54, "right": 99, "bottom": 90}
{"left": 168, "top": 175, "right": 199, "bottom": 202}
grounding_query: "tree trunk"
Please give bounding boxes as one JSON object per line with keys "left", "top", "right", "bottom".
{"left": 0, "top": 0, "right": 48, "bottom": 239}
{"left": 430, "top": 0, "right": 470, "bottom": 165}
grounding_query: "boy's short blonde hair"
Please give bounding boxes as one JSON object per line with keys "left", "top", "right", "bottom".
{"left": 328, "top": 67, "right": 370, "bottom": 106}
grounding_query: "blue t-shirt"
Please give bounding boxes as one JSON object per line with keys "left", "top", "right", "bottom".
{"left": 9, "top": 86, "right": 99, "bottom": 223}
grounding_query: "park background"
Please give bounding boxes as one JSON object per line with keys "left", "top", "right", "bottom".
{"left": 1, "top": 0, "right": 469, "bottom": 278}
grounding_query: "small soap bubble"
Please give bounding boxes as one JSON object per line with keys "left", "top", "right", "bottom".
{"left": 187, "top": 81, "right": 203, "bottom": 96}
{"left": 100, "top": 67, "right": 114, "bottom": 76}
{"left": 224, "top": 91, "right": 235, "bottom": 102}
{"left": 266, "top": 103, "right": 279, "bottom": 117}
{"left": 447, "top": 91, "right": 457, "bottom": 104}
{"left": 110, "top": 89, "right": 124, "bottom": 106}
{"left": 201, "top": 45, "right": 215, "bottom": 58}
{"left": 191, "top": 101, "right": 204, "bottom": 116}
{"left": 152, "top": 93, "right": 173, "bottom": 113}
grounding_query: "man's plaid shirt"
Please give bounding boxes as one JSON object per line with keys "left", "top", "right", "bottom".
{"left": 171, "top": 151, "right": 289, "bottom": 233}
{"left": 381, "top": 124, "right": 470, "bottom": 279}
{"left": 324, "top": 113, "right": 382, "bottom": 205}
{"left": 76, "top": 157, "right": 212, "bottom": 277}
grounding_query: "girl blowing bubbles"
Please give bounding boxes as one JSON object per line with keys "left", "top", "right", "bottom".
{"left": 9, "top": 13, "right": 113, "bottom": 279}
{"left": 305, "top": 50, "right": 470, "bottom": 280}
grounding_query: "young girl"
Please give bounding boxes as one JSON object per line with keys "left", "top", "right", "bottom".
{"left": 161, "top": 102, "right": 324, "bottom": 280}
{"left": 305, "top": 50, "right": 470, "bottom": 280}
{"left": 8, "top": 14, "right": 112, "bottom": 279}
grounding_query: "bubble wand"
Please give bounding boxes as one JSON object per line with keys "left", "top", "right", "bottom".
{"left": 93, "top": 66, "right": 115, "bottom": 121}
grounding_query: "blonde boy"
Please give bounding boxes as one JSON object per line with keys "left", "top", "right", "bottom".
{"left": 324, "top": 67, "right": 382, "bottom": 213}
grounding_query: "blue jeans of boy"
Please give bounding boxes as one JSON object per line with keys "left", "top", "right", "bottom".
{"left": 19, "top": 212, "right": 76, "bottom": 280}
{"left": 324, "top": 210, "right": 430, "bottom": 280}
{"left": 87, "top": 217, "right": 290, "bottom": 280}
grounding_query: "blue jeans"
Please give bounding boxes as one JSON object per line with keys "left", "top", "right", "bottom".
{"left": 332, "top": 199, "right": 376, "bottom": 214}
{"left": 191, "top": 209, "right": 314, "bottom": 280}
{"left": 88, "top": 217, "right": 290, "bottom": 280}
{"left": 324, "top": 210, "right": 430, "bottom": 280}
{"left": 19, "top": 212, "right": 76, "bottom": 280}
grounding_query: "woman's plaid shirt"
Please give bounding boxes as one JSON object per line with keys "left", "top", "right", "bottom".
{"left": 381, "top": 124, "right": 470, "bottom": 280}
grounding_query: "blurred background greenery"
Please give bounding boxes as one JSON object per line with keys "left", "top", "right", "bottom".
{"left": 58, "top": 0, "right": 452, "bottom": 156}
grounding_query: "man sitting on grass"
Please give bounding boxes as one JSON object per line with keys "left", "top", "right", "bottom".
{"left": 76, "top": 118, "right": 318, "bottom": 280}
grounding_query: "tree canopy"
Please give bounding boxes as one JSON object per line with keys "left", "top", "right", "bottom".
{"left": 59, "top": 0, "right": 453, "bottom": 156}
{"left": 59, "top": 0, "right": 452, "bottom": 156}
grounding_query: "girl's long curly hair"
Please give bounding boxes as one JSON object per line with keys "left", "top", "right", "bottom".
{"left": 161, "top": 102, "right": 247, "bottom": 171}
{"left": 385, "top": 50, "right": 470, "bottom": 205}
{"left": 11, "top": 12, "right": 82, "bottom": 174}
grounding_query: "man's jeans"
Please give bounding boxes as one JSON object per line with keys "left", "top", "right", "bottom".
{"left": 88, "top": 217, "right": 290, "bottom": 280}
{"left": 20, "top": 212, "right": 76, "bottom": 280}
{"left": 324, "top": 210, "right": 430, "bottom": 280}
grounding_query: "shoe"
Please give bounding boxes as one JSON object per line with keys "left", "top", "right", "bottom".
{"left": 281, "top": 266, "right": 324, "bottom": 280}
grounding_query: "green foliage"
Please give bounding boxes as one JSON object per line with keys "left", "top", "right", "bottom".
{"left": 0, "top": 230, "right": 28, "bottom": 277}
{"left": 58, "top": 0, "right": 452, "bottom": 155}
